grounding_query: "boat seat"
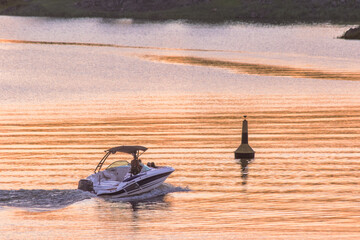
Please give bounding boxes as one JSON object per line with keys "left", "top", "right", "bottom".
{"left": 113, "top": 166, "right": 131, "bottom": 182}
{"left": 101, "top": 170, "right": 117, "bottom": 181}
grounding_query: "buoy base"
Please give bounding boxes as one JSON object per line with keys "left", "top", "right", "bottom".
{"left": 234, "top": 152, "right": 255, "bottom": 159}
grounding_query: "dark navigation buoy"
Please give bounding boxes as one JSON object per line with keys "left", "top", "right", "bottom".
{"left": 234, "top": 115, "right": 255, "bottom": 159}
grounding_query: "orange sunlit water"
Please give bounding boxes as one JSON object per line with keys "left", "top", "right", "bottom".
{"left": 1, "top": 17, "right": 360, "bottom": 239}
{"left": 1, "top": 94, "right": 360, "bottom": 239}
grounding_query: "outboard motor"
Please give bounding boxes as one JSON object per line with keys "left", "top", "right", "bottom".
{"left": 78, "top": 179, "right": 94, "bottom": 192}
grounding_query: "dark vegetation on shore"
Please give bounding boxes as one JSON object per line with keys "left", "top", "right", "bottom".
{"left": 1, "top": 0, "right": 360, "bottom": 24}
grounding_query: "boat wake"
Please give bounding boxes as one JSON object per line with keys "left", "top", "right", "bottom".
{"left": 0, "top": 189, "right": 95, "bottom": 211}
{"left": 0, "top": 184, "right": 189, "bottom": 211}
{"left": 103, "top": 183, "right": 190, "bottom": 202}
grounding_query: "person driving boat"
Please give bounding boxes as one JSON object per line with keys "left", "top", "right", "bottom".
{"left": 130, "top": 156, "right": 142, "bottom": 175}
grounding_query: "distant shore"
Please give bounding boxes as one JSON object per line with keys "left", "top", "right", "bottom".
{"left": 1, "top": 0, "right": 360, "bottom": 24}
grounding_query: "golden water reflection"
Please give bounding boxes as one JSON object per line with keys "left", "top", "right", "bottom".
{"left": 0, "top": 94, "right": 360, "bottom": 239}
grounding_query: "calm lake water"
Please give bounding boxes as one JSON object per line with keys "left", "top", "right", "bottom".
{"left": 0, "top": 16, "right": 360, "bottom": 239}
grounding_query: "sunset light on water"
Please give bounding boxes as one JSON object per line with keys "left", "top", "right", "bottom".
{"left": 0, "top": 16, "right": 359, "bottom": 239}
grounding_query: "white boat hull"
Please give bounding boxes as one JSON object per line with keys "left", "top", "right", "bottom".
{"left": 93, "top": 167, "right": 174, "bottom": 197}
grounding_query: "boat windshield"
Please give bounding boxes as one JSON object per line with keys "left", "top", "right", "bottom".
{"left": 141, "top": 164, "right": 151, "bottom": 172}
{"left": 106, "top": 160, "right": 129, "bottom": 170}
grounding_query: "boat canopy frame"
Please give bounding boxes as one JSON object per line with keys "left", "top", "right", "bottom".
{"left": 94, "top": 145, "right": 148, "bottom": 173}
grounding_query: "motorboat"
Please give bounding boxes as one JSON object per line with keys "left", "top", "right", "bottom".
{"left": 78, "top": 145, "right": 174, "bottom": 197}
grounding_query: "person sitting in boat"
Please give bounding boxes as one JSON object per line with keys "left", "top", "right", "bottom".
{"left": 147, "top": 162, "right": 157, "bottom": 168}
{"left": 130, "top": 157, "right": 142, "bottom": 175}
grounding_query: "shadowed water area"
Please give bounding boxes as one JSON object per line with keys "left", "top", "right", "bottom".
{"left": 144, "top": 55, "right": 360, "bottom": 81}
{"left": 0, "top": 17, "right": 360, "bottom": 239}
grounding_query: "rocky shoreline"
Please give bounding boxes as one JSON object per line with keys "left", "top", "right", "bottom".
{"left": 340, "top": 26, "right": 360, "bottom": 39}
